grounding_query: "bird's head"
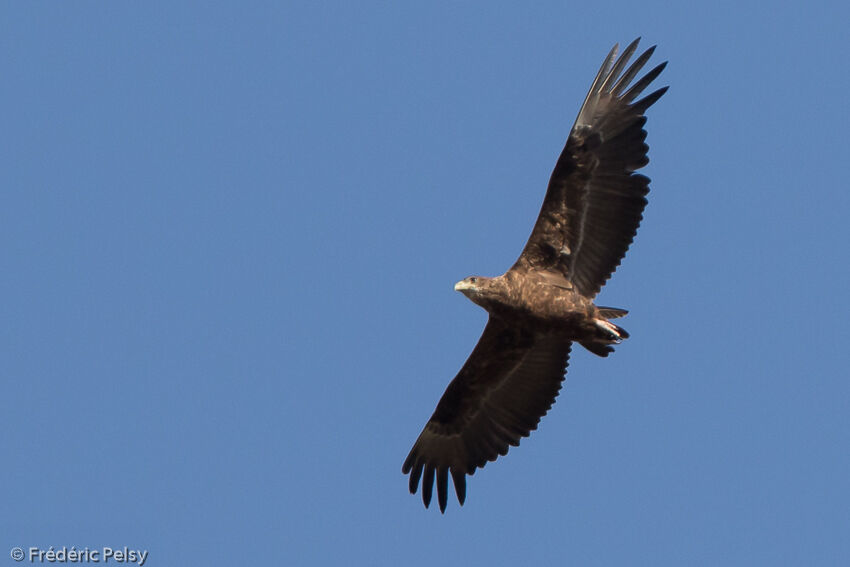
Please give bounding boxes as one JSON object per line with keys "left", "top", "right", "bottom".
{"left": 454, "top": 276, "right": 496, "bottom": 307}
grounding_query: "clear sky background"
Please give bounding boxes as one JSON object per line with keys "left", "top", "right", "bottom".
{"left": 2, "top": 2, "right": 849, "bottom": 566}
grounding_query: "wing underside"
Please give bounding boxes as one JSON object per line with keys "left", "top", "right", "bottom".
{"left": 403, "top": 318, "right": 571, "bottom": 512}
{"left": 512, "top": 39, "right": 667, "bottom": 298}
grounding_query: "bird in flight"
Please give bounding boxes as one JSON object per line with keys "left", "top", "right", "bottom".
{"left": 402, "top": 39, "right": 667, "bottom": 512}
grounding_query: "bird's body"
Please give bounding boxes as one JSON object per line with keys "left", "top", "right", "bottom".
{"left": 458, "top": 272, "right": 583, "bottom": 318}
{"left": 404, "top": 39, "right": 667, "bottom": 512}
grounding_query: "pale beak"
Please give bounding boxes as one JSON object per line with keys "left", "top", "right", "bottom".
{"left": 454, "top": 280, "right": 474, "bottom": 292}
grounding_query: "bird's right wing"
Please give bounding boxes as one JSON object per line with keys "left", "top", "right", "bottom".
{"left": 403, "top": 318, "right": 571, "bottom": 512}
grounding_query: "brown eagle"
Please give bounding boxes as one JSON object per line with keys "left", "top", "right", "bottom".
{"left": 402, "top": 39, "right": 668, "bottom": 512}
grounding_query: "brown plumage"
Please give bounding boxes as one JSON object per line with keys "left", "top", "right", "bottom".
{"left": 403, "top": 39, "right": 667, "bottom": 512}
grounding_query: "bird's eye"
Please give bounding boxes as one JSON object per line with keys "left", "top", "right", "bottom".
{"left": 469, "top": 277, "right": 477, "bottom": 283}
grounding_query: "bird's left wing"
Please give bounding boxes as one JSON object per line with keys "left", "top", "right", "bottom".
{"left": 403, "top": 317, "right": 571, "bottom": 512}
{"left": 511, "top": 39, "right": 667, "bottom": 298}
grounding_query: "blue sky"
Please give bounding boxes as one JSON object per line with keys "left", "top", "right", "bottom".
{"left": 2, "top": 2, "right": 849, "bottom": 566}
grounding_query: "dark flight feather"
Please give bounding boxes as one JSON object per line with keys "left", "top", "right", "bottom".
{"left": 403, "top": 319, "right": 571, "bottom": 512}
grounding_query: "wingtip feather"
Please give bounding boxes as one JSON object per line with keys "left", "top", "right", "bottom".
{"left": 451, "top": 468, "right": 466, "bottom": 506}
{"left": 632, "top": 85, "right": 669, "bottom": 114}
{"left": 611, "top": 45, "right": 656, "bottom": 97}
{"left": 422, "top": 465, "right": 435, "bottom": 508}
{"left": 407, "top": 457, "right": 422, "bottom": 494}
{"left": 437, "top": 467, "right": 449, "bottom": 513}
{"left": 600, "top": 38, "right": 641, "bottom": 93}
{"left": 623, "top": 61, "right": 667, "bottom": 104}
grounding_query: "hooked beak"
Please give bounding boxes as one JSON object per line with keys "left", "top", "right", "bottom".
{"left": 454, "top": 279, "right": 476, "bottom": 293}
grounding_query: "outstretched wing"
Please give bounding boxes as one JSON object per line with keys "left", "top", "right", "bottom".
{"left": 512, "top": 39, "right": 667, "bottom": 298}
{"left": 403, "top": 318, "right": 571, "bottom": 512}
